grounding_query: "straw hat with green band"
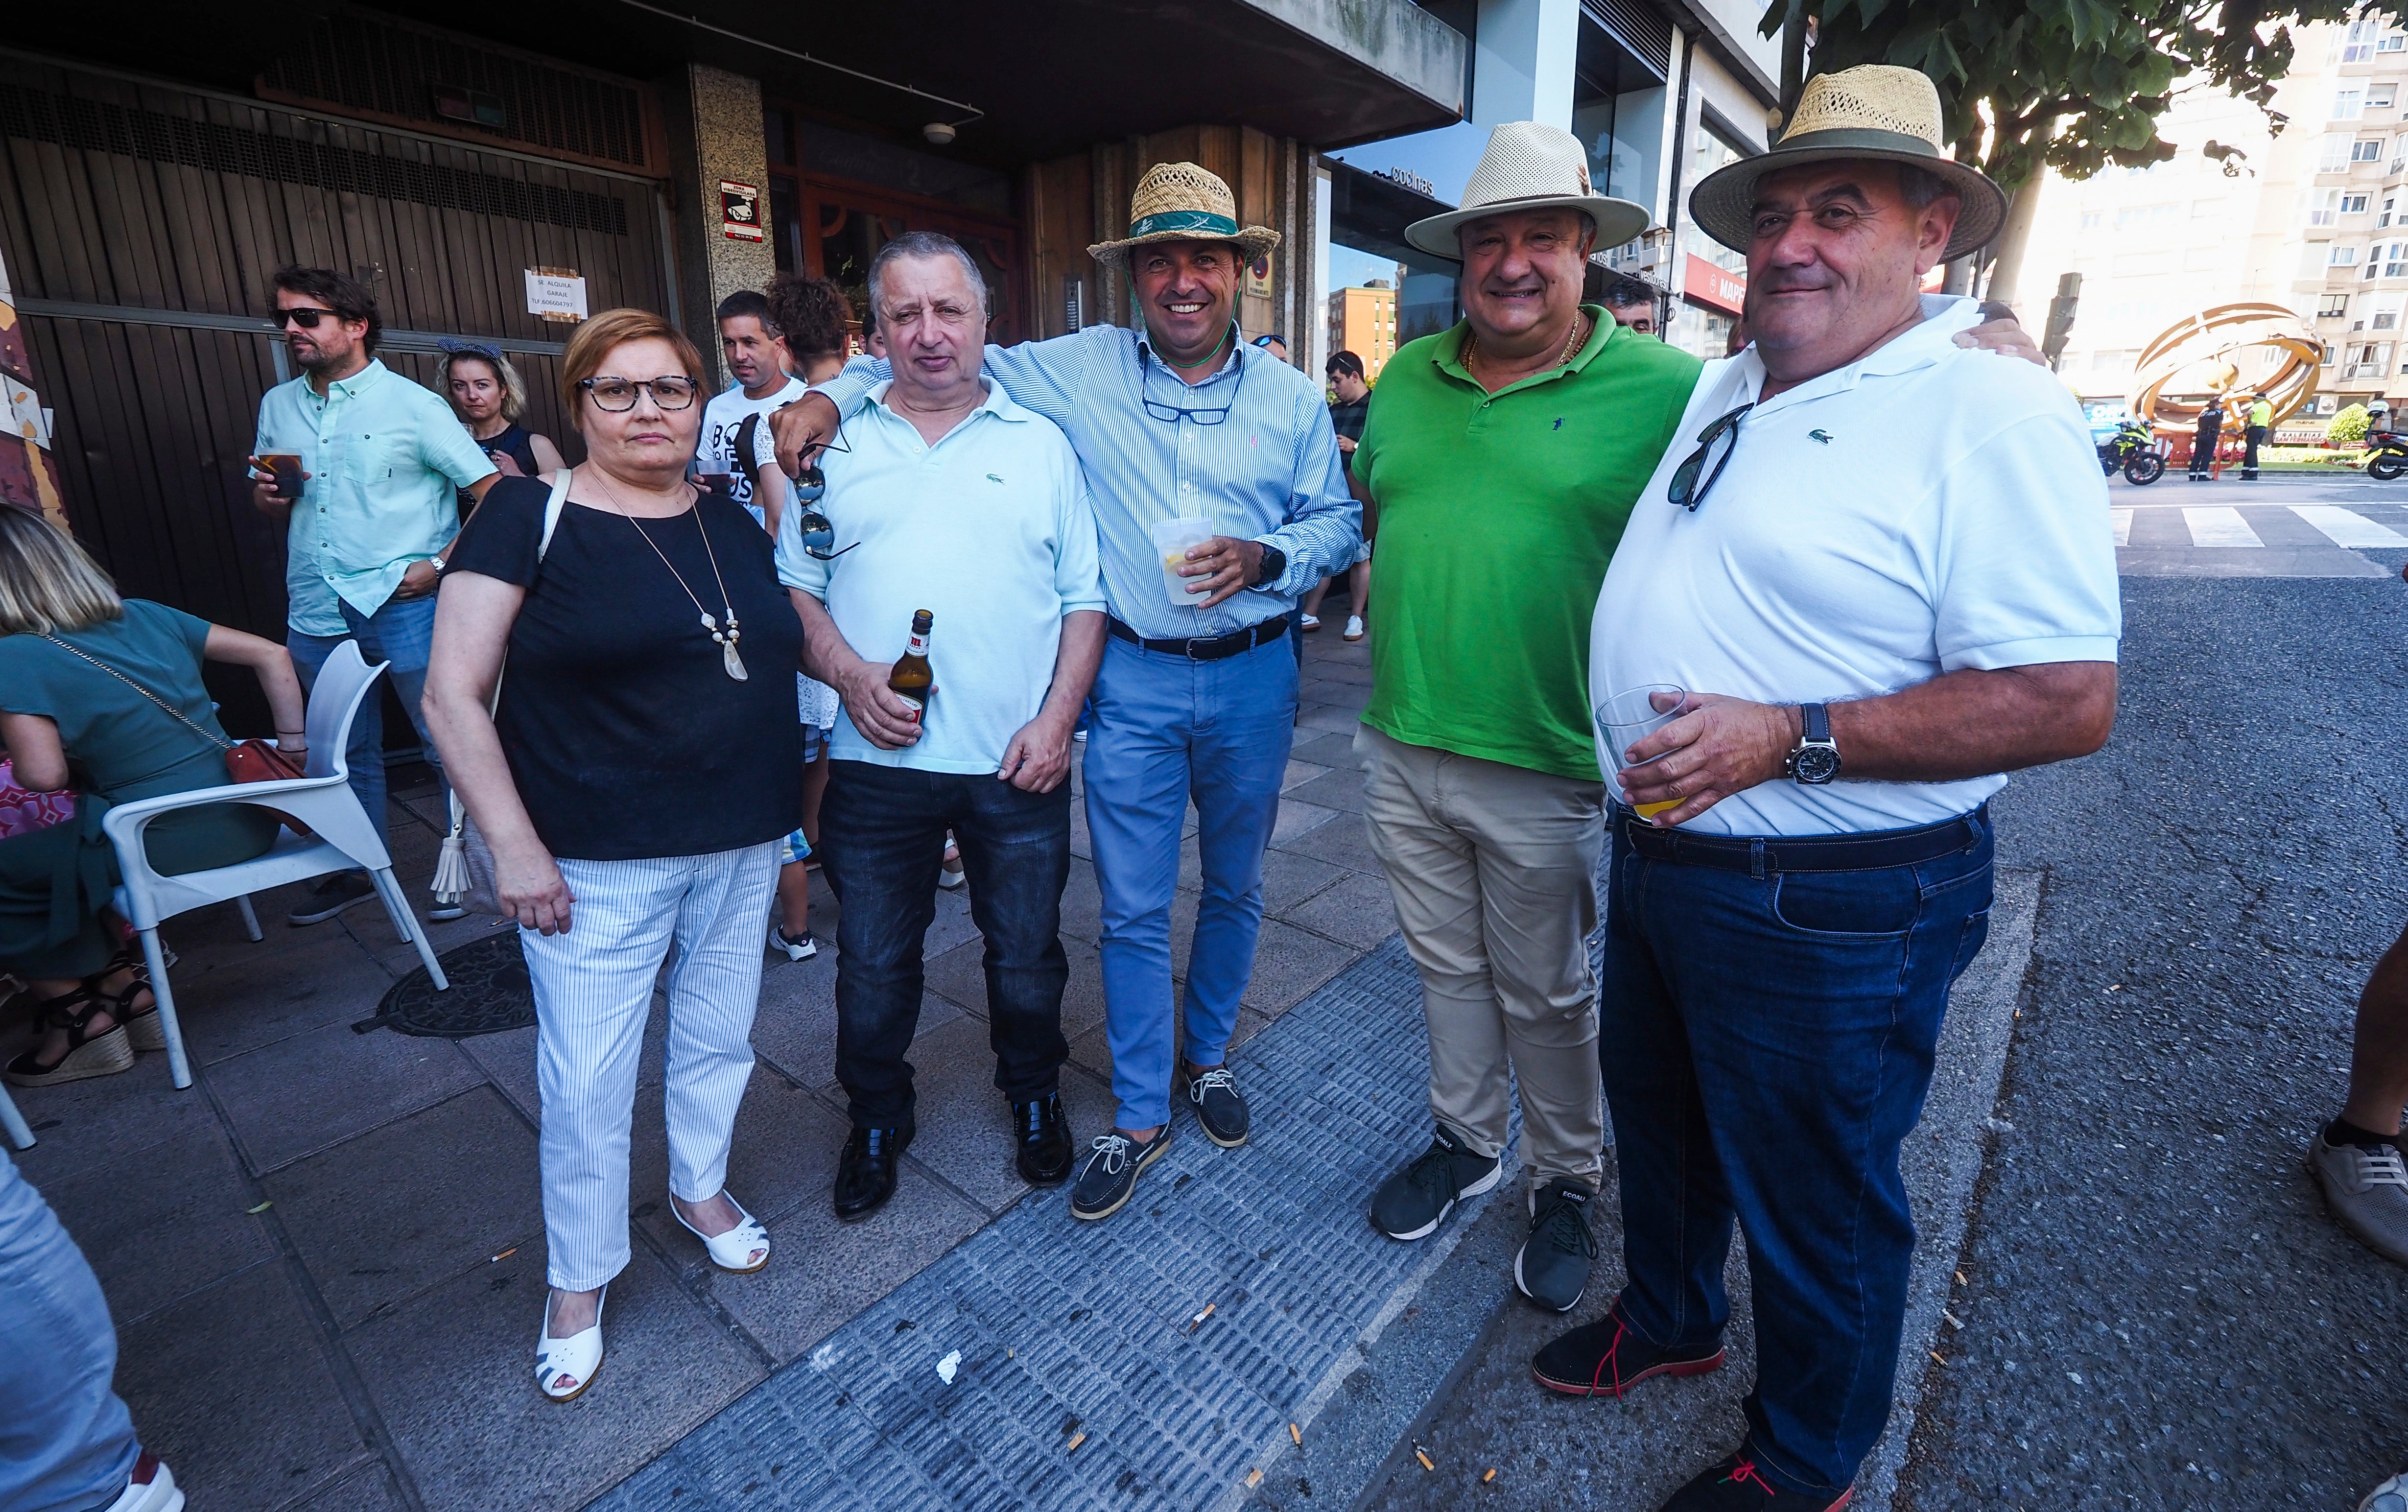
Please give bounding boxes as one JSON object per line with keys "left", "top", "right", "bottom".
{"left": 1687, "top": 64, "right": 2008, "bottom": 262}
{"left": 1087, "top": 162, "right": 1281, "bottom": 267}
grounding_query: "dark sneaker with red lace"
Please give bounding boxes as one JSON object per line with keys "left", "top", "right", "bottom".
{"left": 1531, "top": 1306, "right": 1724, "bottom": 1397}
{"left": 1659, "top": 1451, "right": 1853, "bottom": 1512}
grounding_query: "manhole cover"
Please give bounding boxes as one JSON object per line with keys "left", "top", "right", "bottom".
{"left": 360, "top": 930, "right": 532, "bottom": 1038}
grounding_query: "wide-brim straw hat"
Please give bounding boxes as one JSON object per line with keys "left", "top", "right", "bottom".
{"left": 1404, "top": 121, "right": 1651, "bottom": 262}
{"left": 1689, "top": 64, "right": 2007, "bottom": 261}
{"left": 1087, "top": 162, "right": 1281, "bottom": 267}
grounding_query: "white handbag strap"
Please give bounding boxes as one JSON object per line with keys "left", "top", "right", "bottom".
{"left": 444, "top": 467, "right": 571, "bottom": 846}
{"left": 540, "top": 466, "right": 570, "bottom": 560}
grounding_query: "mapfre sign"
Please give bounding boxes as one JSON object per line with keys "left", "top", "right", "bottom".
{"left": 1682, "top": 254, "right": 1746, "bottom": 315}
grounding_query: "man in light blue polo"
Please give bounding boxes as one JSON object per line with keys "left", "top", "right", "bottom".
{"left": 776, "top": 232, "right": 1106, "bottom": 1220}
{"left": 773, "top": 163, "right": 1361, "bottom": 1221}
{"left": 250, "top": 265, "right": 496, "bottom": 924}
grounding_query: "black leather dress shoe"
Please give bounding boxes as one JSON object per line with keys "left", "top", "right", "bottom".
{"left": 832, "top": 1121, "right": 914, "bottom": 1220}
{"left": 1013, "top": 1093, "right": 1073, "bottom": 1186}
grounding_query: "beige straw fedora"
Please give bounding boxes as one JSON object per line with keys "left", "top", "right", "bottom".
{"left": 1688, "top": 64, "right": 2007, "bottom": 260}
{"left": 1087, "top": 162, "right": 1281, "bottom": 268}
{"left": 1403, "top": 121, "right": 1650, "bottom": 262}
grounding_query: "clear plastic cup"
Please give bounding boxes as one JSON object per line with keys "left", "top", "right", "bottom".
{"left": 1595, "top": 684, "right": 1698, "bottom": 824}
{"left": 1152, "top": 516, "right": 1215, "bottom": 608}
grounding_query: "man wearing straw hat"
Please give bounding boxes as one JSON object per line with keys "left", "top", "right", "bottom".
{"left": 1543, "top": 66, "right": 2120, "bottom": 1510}
{"left": 1347, "top": 120, "right": 1704, "bottom": 1316}
{"left": 769, "top": 162, "right": 1360, "bottom": 1223}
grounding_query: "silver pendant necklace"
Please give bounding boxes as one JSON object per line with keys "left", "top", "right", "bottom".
{"left": 590, "top": 474, "right": 749, "bottom": 681}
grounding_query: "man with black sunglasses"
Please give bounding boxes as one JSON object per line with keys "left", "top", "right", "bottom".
{"left": 1558, "top": 66, "right": 2121, "bottom": 1512}
{"left": 770, "top": 163, "right": 1359, "bottom": 1224}
{"left": 249, "top": 266, "right": 497, "bottom": 924}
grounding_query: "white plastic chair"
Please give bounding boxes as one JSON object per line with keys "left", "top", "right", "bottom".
{"left": 102, "top": 641, "right": 449, "bottom": 1089}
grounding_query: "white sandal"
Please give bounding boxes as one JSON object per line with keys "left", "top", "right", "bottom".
{"left": 535, "top": 1288, "right": 605, "bottom": 1402}
{"left": 675, "top": 1194, "right": 771, "bottom": 1273}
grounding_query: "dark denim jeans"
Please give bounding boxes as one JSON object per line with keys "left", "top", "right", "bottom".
{"left": 1599, "top": 806, "right": 1995, "bottom": 1497}
{"left": 821, "top": 759, "right": 1072, "bottom": 1129}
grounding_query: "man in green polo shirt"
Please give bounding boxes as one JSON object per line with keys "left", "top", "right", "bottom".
{"left": 1350, "top": 121, "right": 1702, "bottom": 1313}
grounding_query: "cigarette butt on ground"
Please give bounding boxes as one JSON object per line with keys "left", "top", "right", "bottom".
{"left": 1483, "top": 1468, "right": 1498, "bottom": 1484}
{"left": 1190, "top": 1302, "right": 1216, "bottom": 1330}
{"left": 1289, "top": 1423, "right": 1301, "bottom": 1446}
{"left": 1246, "top": 1469, "right": 1263, "bottom": 1488}
{"left": 1066, "top": 1432, "right": 1086, "bottom": 1453}
{"left": 1416, "top": 1448, "right": 1435, "bottom": 1471}
{"left": 1955, "top": 1270, "right": 1968, "bottom": 1285}
{"left": 246, "top": 1201, "right": 273, "bottom": 1214}
{"left": 1929, "top": 1350, "right": 1948, "bottom": 1366}
{"left": 490, "top": 1246, "right": 518, "bottom": 1263}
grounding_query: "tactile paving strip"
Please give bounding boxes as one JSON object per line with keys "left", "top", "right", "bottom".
{"left": 588, "top": 936, "right": 1469, "bottom": 1512}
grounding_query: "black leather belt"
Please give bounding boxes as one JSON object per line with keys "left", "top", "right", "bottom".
{"left": 1613, "top": 803, "right": 1987, "bottom": 875}
{"left": 1107, "top": 614, "right": 1290, "bottom": 661}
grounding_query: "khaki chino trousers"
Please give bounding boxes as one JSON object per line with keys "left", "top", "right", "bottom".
{"left": 1356, "top": 725, "right": 1606, "bottom": 1189}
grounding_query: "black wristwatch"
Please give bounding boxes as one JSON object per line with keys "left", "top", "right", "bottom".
{"left": 1250, "top": 542, "right": 1287, "bottom": 589}
{"left": 1786, "top": 702, "right": 1842, "bottom": 785}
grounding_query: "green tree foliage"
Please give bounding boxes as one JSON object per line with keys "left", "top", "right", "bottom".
{"left": 1767, "top": 0, "right": 2390, "bottom": 193}
{"left": 2325, "top": 402, "right": 2371, "bottom": 445}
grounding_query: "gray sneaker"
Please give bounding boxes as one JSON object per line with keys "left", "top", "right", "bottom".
{"left": 2310, "top": 1131, "right": 2408, "bottom": 1266}
{"left": 1369, "top": 1126, "right": 1502, "bottom": 1241}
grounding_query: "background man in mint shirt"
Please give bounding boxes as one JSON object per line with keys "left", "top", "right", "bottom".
{"left": 778, "top": 234, "right": 1106, "bottom": 1221}
{"left": 250, "top": 265, "right": 496, "bottom": 924}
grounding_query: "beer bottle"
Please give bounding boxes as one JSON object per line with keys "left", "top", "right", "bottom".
{"left": 889, "top": 610, "right": 934, "bottom": 717}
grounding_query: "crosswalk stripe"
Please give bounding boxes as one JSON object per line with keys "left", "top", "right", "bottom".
{"left": 2182, "top": 506, "right": 2263, "bottom": 547}
{"left": 2290, "top": 504, "right": 2408, "bottom": 547}
{"left": 2111, "top": 508, "right": 2134, "bottom": 546}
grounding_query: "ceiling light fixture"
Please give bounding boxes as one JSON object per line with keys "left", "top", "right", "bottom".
{"left": 923, "top": 122, "right": 957, "bottom": 145}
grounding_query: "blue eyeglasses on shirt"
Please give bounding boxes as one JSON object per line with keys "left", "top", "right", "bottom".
{"left": 1137, "top": 335, "right": 1247, "bottom": 425}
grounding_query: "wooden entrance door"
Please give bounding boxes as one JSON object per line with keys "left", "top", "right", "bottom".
{"left": 0, "top": 55, "right": 672, "bottom": 641}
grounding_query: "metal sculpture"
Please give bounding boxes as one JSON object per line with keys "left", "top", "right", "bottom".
{"left": 2126, "top": 301, "right": 2321, "bottom": 436}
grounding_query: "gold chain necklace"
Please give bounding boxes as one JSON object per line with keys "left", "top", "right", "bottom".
{"left": 588, "top": 473, "right": 749, "bottom": 682}
{"left": 1464, "top": 311, "right": 1589, "bottom": 383}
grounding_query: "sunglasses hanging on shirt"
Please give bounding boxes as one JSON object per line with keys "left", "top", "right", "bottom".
{"left": 1667, "top": 403, "right": 1753, "bottom": 513}
{"left": 792, "top": 421, "right": 858, "bottom": 560}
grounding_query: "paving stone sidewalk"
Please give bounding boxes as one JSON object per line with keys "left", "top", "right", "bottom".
{"left": 2, "top": 621, "right": 1403, "bottom": 1512}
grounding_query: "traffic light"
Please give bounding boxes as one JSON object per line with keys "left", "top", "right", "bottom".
{"left": 2043, "top": 272, "right": 2081, "bottom": 371}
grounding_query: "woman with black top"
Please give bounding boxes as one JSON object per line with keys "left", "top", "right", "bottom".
{"left": 440, "top": 345, "right": 567, "bottom": 516}
{"left": 424, "top": 308, "right": 804, "bottom": 1403}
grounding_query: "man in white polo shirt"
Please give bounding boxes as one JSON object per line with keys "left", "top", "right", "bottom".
{"left": 1538, "top": 68, "right": 2121, "bottom": 1512}
{"left": 778, "top": 232, "right": 1106, "bottom": 1223}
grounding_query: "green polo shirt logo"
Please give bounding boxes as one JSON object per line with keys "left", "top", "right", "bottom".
{"left": 1349, "top": 311, "right": 1703, "bottom": 781}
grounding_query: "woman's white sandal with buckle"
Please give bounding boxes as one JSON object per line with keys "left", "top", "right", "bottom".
{"left": 535, "top": 1289, "right": 605, "bottom": 1402}
{"left": 676, "top": 1195, "right": 771, "bottom": 1273}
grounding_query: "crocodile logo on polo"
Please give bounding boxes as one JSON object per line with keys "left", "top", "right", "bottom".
{"left": 1809, "top": 429, "right": 1834, "bottom": 445}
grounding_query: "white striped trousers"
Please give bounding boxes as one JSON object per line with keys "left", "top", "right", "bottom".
{"left": 521, "top": 842, "right": 779, "bottom": 1291}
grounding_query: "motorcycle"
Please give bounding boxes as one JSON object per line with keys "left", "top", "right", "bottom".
{"left": 2097, "top": 420, "right": 2165, "bottom": 485}
{"left": 2365, "top": 426, "right": 2408, "bottom": 481}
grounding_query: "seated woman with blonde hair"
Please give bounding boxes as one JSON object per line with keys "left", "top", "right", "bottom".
{"left": 424, "top": 307, "right": 805, "bottom": 1402}
{"left": 0, "top": 506, "right": 305, "bottom": 1086}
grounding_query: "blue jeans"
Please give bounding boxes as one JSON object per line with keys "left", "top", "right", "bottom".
{"left": 286, "top": 594, "right": 442, "bottom": 848}
{"left": 1599, "top": 807, "right": 1994, "bottom": 1497}
{"left": 1083, "top": 633, "right": 1297, "bottom": 1131}
{"left": 821, "top": 760, "right": 1072, "bottom": 1128}
{"left": 0, "top": 1156, "right": 139, "bottom": 1512}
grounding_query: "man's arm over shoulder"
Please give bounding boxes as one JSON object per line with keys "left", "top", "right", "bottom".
{"left": 970, "top": 327, "right": 1108, "bottom": 428}
{"left": 1045, "top": 429, "right": 1107, "bottom": 613}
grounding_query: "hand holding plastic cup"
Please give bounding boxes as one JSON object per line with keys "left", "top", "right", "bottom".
{"left": 1152, "top": 516, "right": 1214, "bottom": 608}
{"left": 1596, "top": 684, "right": 1700, "bottom": 824}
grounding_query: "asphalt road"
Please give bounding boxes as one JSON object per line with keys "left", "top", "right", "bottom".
{"left": 1362, "top": 567, "right": 2408, "bottom": 1512}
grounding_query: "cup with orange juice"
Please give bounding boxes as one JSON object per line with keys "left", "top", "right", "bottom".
{"left": 1596, "top": 685, "right": 1698, "bottom": 824}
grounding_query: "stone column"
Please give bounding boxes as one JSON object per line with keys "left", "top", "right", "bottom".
{"left": 662, "top": 63, "right": 776, "bottom": 385}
